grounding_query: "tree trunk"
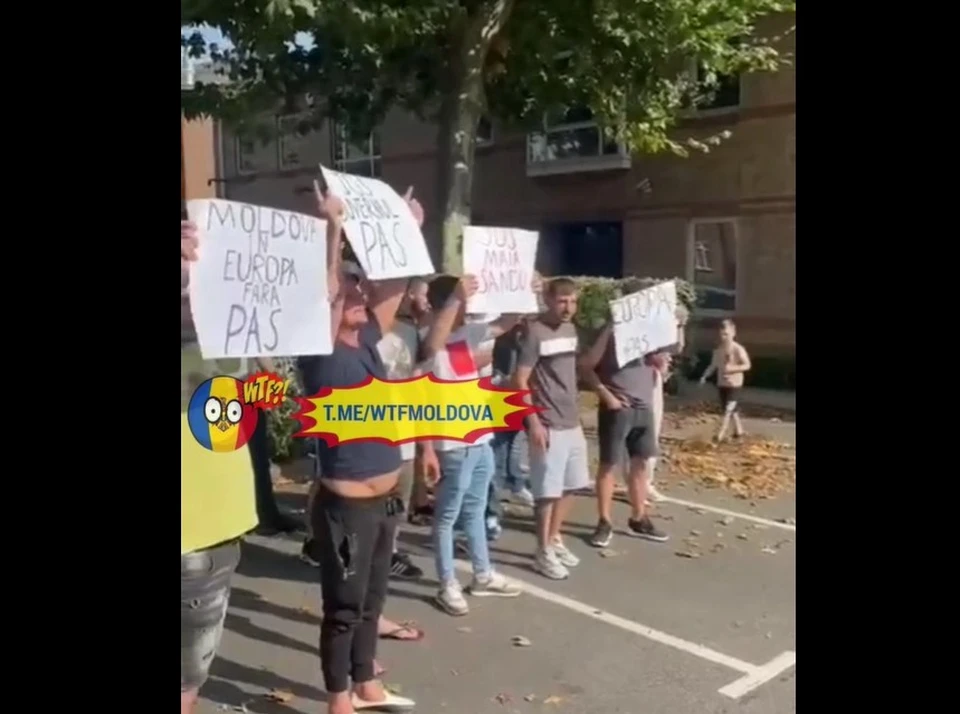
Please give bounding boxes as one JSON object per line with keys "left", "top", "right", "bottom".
{"left": 436, "top": 0, "right": 515, "bottom": 275}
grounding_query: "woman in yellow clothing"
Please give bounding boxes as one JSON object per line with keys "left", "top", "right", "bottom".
{"left": 180, "top": 219, "right": 258, "bottom": 714}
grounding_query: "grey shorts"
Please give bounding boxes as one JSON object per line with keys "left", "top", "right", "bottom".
{"left": 528, "top": 426, "right": 590, "bottom": 500}
{"left": 181, "top": 540, "right": 240, "bottom": 692}
{"left": 597, "top": 405, "right": 659, "bottom": 466}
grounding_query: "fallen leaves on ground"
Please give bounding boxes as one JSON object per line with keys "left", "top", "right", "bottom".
{"left": 661, "top": 434, "right": 795, "bottom": 500}
{"left": 663, "top": 399, "right": 795, "bottom": 425}
{"left": 544, "top": 695, "right": 565, "bottom": 705}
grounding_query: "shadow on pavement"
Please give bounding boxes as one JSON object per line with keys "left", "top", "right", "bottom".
{"left": 210, "top": 657, "right": 326, "bottom": 702}
{"left": 239, "top": 540, "right": 316, "bottom": 583}
{"left": 202, "top": 677, "right": 312, "bottom": 714}
{"left": 225, "top": 613, "right": 318, "bottom": 657}
{"left": 231, "top": 587, "right": 322, "bottom": 625}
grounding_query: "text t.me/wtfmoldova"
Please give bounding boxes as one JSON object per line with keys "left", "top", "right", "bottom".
{"left": 320, "top": 403, "right": 495, "bottom": 423}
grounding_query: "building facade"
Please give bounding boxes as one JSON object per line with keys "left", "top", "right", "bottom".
{"left": 186, "top": 19, "right": 795, "bottom": 357}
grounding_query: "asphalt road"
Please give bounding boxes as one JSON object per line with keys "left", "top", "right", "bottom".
{"left": 195, "top": 453, "right": 796, "bottom": 714}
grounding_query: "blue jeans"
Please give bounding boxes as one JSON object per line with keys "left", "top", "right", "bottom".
{"left": 433, "top": 444, "right": 495, "bottom": 584}
{"left": 492, "top": 431, "right": 528, "bottom": 493}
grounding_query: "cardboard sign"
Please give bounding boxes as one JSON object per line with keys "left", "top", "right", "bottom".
{"left": 319, "top": 165, "right": 435, "bottom": 279}
{"left": 463, "top": 226, "right": 539, "bottom": 314}
{"left": 186, "top": 199, "right": 333, "bottom": 359}
{"left": 610, "top": 281, "right": 679, "bottom": 368}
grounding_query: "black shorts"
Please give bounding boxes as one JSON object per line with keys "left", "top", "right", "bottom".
{"left": 181, "top": 539, "right": 240, "bottom": 692}
{"left": 718, "top": 387, "right": 741, "bottom": 411}
{"left": 597, "top": 405, "right": 659, "bottom": 466}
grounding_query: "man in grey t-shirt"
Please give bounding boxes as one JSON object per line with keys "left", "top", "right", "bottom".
{"left": 514, "top": 278, "right": 590, "bottom": 580}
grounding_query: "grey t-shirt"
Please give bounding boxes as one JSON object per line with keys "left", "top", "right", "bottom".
{"left": 517, "top": 317, "right": 580, "bottom": 430}
{"left": 596, "top": 335, "right": 649, "bottom": 410}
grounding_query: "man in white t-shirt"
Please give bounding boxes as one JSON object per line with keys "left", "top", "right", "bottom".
{"left": 419, "top": 275, "right": 544, "bottom": 615}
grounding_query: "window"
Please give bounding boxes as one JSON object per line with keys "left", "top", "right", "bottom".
{"left": 689, "top": 219, "right": 738, "bottom": 313}
{"left": 697, "top": 64, "right": 741, "bottom": 111}
{"left": 277, "top": 113, "right": 314, "bottom": 171}
{"left": 477, "top": 116, "right": 494, "bottom": 147}
{"left": 688, "top": 50, "right": 741, "bottom": 112}
{"left": 235, "top": 135, "right": 270, "bottom": 176}
{"left": 332, "top": 124, "right": 382, "bottom": 178}
{"left": 527, "top": 106, "right": 624, "bottom": 163}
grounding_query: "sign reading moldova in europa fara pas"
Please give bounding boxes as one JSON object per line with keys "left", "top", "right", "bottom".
{"left": 186, "top": 198, "right": 332, "bottom": 359}
{"left": 292, "top": 375, "right": 539, "bottom": 446}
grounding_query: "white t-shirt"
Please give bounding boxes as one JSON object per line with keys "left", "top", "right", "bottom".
{"left": 377, "top": 321, "right": 420, "bottom": 461}
{"left": 428, "top": 323, "right": 496, "bottom": 452}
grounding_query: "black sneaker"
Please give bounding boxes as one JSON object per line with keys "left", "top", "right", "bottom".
{"left": 390, "top": 552, "right": 423, "bottom": 580}
{"left": 589, "top": 520, "right": 614, "bottom": 548}
{"left": 299, "top": 538, "right": 321, "bottom": 567}
{"left": 627, "top": 516, "right": 669, "bottom": 542}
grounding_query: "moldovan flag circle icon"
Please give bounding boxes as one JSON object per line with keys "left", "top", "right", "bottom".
{"left": 187, "top": 376, "right": 259, "bottom": 452}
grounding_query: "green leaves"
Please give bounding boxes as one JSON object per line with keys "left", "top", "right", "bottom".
{"left": 181, "top": 0, "right": 795, "bottom": 153}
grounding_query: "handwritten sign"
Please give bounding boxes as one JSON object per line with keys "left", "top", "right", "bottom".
{"left": 463, "top": 226, "right": 539, "bottom": 314}
{"left": 610, "top": 281, "right": 679, "bottom": 368}
{"left": 319, "top": 165, "right": 434, "bottom": 280}
{"left": 186, "top": 199, "right": 333, "bottom": 359}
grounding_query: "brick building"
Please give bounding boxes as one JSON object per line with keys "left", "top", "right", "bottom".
{"left": 181, "top": 20, "right": 795, "bottom": 359}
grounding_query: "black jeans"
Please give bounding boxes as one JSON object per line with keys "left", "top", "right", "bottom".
{"left": 313, "top": 484, "right": 399, "bottom": 693}
{"left": 249, "top": 412, "right": 283, "bottom": 525}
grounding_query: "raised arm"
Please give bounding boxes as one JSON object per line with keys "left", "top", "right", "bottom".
{"left": 421, "top": 275, "right": 479, "bottom": 360}
{"left": 312, "top": 181, "right": 346, "bottom": 343}
{"left": 366, "top": 186, "right": 426, "bottom": 334}
{"left": 577, "top": 324, "right": 622, "bottom": 410}
{"left": 181, "top": 220, "right": 198, "bottom": 293}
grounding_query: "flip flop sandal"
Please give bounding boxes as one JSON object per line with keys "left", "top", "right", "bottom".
{"left": 379, "top": 622, "right": 425, "bottom": 642}
{"left": 352, "top": 691, "right": 416, "bottom": 711}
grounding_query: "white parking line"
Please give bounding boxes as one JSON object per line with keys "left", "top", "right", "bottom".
{"left": 718, "top": 651, "right": 797, "bottom": 699}
{"left": 453, "top": 560, "right": 795, "bottom": 699}
{"left": 658, "top": 495, "right": 797, "bottom": 532}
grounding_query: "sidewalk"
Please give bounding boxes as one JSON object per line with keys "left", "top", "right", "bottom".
{"left": 676, "top": 382, "right": 796, "bottom": 413}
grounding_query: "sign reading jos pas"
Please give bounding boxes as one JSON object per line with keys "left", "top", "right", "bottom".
{"left": 186, "top": 199, "right": 333, "bottom": 359}
{"left": 611, "top": 281, "right": 679, "bottom": 368}
{"left": 463, "top": 226, "right": 539, "bottom": 315}
{"left": 319, "top": 165, "right": 435, "bottom": 280}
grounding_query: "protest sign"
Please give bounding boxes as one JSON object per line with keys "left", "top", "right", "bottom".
{"left": 186, "top": 199, "right": 332, "bottom": 359}
{"left": 463, "top": 226, "right": 539, "bottom": 314}
{"left": 319, "top": 165, "right": 435, "bottom": 280}
{"left": 610, "top": 281, "right": 679, "bottom": 368}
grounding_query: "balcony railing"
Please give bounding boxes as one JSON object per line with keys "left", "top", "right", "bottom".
{"left": 526, "top": 121, "right": 631, "bottom": 176}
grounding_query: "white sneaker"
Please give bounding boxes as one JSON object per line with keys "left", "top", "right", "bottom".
{"left": 648, "top": 485, "right": 667, "bottom": 502}
{"left": 467, "top": 571, "right": 522, "bottom": 597}
{"left": 352, "top": 691, "right": 416, "bottom": 711}
{"left": 551, "top": 539, "right": 580, "bottom": 568}
{"left": 506, "top": 487, "right": 535, "bottom": 508}
{"left": 435, "top": 580, "right": 469, "bottom": 616}
{"left": 534, "top": 548, "right": 570, "bottom": 580}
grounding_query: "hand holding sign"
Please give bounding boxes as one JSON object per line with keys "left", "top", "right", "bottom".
{"left": 313, "top": 180, "right": 346, "bottom": 223}
{"left": 531, "top": 271, "right": 544, "bottom": 296}
{"left": 319, "top": 165, "right": 435, "bottom": 280}
{"left": 181, "top": 220, "right": 199, "bottom": 262}
{"left": 455, "top": 274, "right": 480, "bottom": 302}
{"left": 403, "top": 186, "right": 425, "bottom": 228}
